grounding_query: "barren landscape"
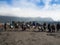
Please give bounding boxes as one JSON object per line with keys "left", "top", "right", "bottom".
{"left": 0, "top": 31, "right": 60, "bottom": 45}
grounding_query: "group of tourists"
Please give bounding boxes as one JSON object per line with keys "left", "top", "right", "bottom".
{"left": 2, "top": 21, "right": 60, "bottom": 32}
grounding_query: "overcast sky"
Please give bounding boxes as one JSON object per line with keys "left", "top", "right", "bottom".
{"left": 0, "top": 0, "right": 60, "bottom": 21}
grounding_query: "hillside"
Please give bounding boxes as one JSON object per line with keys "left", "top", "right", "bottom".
{"left": 0, "top": 15, "right": 53, "bottom": 23}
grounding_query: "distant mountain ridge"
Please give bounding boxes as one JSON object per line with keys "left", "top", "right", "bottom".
{"left": 0, "top": 15, "right": 54, "bottom": 23}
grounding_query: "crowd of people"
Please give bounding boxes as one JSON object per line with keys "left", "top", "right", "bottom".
{"left": 0, "top": 21, "right": 60, "bottom": 32}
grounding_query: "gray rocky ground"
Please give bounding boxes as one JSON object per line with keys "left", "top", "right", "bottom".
{"left": 0, "top": 31, "right": 60, "bottom": 45}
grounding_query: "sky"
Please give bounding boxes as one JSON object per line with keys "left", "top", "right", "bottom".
{"left": 0, "top": 0, "right": 60, "bottom": 21}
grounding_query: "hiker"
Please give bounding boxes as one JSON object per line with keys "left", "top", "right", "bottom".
{"left": 48, "top": 24, "right": 51, "bottom": 32}
{"left": 4, "top": 23, "right": 7, "bottom": 31}
{"left": 56, "top": 23, "right": 60, "bottom": 31}
{"left": 51, "top": 24, "right": 55, "bottom": 32}
{"left": 43, "top": 22, "right": 47, "bottom": 32}
{"left": 21, "top": 22, "right": 26, "bottom": 31}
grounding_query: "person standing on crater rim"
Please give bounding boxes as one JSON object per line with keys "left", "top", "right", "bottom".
{"left": 43, "top": 22, "right": 47, "bottom": 32}
{"left": 48, "top": 23, "right": 51, "bottom": 32}
{"left": 4, "top": 23, "right": 7, "bottom": 31}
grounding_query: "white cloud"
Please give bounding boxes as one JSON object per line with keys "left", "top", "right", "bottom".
{"left": 0, "top": 6, "right": 60, "bottom": 21}
{"left": 0, "top": 0, "right": 60, "bottom": 21}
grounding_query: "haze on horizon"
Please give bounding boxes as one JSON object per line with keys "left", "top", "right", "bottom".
{"left": 0, "top": 0, "right": 60, "bottom": 21}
